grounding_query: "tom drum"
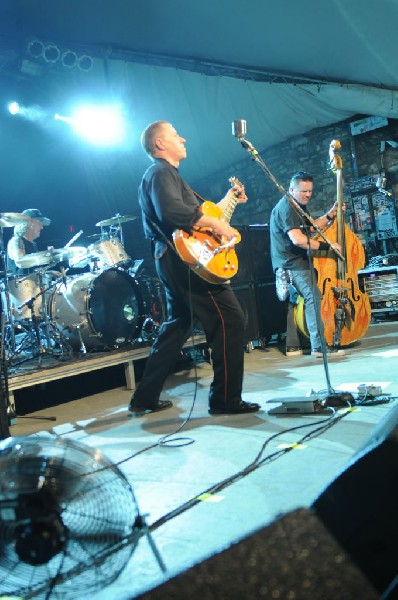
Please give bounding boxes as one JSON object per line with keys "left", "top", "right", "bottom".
{"left": 49, "top": 268, "right": 143, "bottom": 349}
{"left": 88, "top": 237, "right": 130, "bottom": 271}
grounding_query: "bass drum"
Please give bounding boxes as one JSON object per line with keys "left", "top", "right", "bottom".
{"left": 49, "top": 268, "right": 143, "bottom": 349}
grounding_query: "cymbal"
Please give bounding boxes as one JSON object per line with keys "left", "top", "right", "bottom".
{"left": 63, "top": 246, "right": 87, "bottom": 256}
{"left": 18, "top": 250, "right": 55, "bottom": 268}
{"left": 18, "top": 246, "right": 88, "bottom": 268}
{"left": 96, "top": 214, "right": 137, "bottom": 227}
{"left": 46, "top": 246, "right": 88, "bottom": 261}
{"left": 0, "top": 212, "right": 30, "bottom": 227}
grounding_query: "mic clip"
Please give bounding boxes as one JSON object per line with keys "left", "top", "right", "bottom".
{"left": 239, "top": 137, "right": 258, "bottom": 155}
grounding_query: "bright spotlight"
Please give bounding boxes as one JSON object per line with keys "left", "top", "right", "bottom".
{"left": 70, "top": 105, "right": 125, "bottom": 145}
{"left": 8, "top": 101, "right": 20, "bottom": 115}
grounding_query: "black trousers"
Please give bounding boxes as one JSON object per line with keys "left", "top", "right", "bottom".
{"left": 132, "top": 248, "right": 245, "bottom": 409}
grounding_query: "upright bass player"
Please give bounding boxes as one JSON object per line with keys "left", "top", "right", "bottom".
{"left": 270, "top": 171, "right": 346, "bottom": 358}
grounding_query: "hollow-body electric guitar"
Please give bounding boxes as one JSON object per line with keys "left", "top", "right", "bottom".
{"left": 172, "top": 177, "right": 242, "bottom": 284}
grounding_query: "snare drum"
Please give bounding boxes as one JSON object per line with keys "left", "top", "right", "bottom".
{"left": 49, "top": 268, "right": 143, "bottom": 349}
{"left": 88, "top": 237, "right": 130, "bottom": 271}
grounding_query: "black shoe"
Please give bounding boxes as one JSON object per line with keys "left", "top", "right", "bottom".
{"left": 208, "top": 400, "right": 261, "bottom": 415}
{"left": 128, "top": 400, "right": 173, "bottom": 415}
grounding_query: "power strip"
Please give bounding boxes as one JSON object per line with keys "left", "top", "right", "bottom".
{"left": 357, "top": 384, "right": 383, "bottom": 397}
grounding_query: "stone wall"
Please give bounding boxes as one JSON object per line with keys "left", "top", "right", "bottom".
{"left": 131, "top": 115, "right": 398, "bottom": 274}
{"left": 194, "top": 115, "right": 398, "bottom": 259}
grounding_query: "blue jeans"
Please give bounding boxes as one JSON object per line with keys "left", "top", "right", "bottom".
{"left": 287, "top": 269, "right": 324, "bottom": 351}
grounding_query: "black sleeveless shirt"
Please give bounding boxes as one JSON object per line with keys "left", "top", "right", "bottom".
{"left": 7, "top": 237, "right": 38, "bottom": 275}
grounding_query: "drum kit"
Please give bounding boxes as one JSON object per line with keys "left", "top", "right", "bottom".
{"left": 0, "top": 212, "right": 163, "bottom": 364}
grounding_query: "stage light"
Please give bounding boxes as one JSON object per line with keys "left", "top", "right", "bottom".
{"left": 8, "top": 101, "right": 20, "bottom": 115}
{"left": 44, "top": 44, "right": 60, "bottom": 63}
{"left": 27, "top": 39, "right": 44, "bottom": 59}
{"left": 78, "top": 55, "right": 93, "bottom": 72}
{"left": 61, "top": 50, "right": 78, "bottom": 68}
{"left": 68, "top": 105, "right": 125, "bottom": 145}
{"left": 73, "top": 106, "right": 124, "bottom": 145}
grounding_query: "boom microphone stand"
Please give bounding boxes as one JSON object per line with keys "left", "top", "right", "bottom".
{"left": 232, "top": 120, "right": 354, "bottom": 409}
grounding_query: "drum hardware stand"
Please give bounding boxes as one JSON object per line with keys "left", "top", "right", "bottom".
{"left": 75, "top": 324, "right": 87, "bottom": 355}
{"left": 0, "top": 223, "right": 18, "bottom": 357}
{"left": 1, "top": 311, "right": 15, "bottom": 429}
{"left": 14, "top": 270, "right": 73, "bottom": 364}
{"left": 0, "top": 311, "right": 57, "bottom": 426}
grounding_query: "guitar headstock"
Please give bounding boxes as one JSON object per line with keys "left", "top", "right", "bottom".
{"left": 229, "top": 176, "right": 244, "bottom": 195}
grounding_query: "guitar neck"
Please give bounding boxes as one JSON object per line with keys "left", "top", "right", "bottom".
{"left": 221, "top": 195, "right": 239, "bottom": 224}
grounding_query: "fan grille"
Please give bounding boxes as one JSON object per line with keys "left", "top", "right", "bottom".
{"left": 0, "top": 435, "right": 139, "bottom": 598}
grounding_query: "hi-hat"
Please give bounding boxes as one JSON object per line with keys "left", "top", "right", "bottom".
{"left": 0, "top": 212, "right": 30, "bottom": 227}
{"left": 96, "top": 214, "right": 137, "bottom": 227}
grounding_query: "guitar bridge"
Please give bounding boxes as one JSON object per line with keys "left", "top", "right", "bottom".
{"left": 198, "top": 245, "right": 214, "bottom": 266}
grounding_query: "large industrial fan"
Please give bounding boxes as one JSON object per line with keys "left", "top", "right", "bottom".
{"left": 0, "top": 434, "right": 162, "bottom": 599}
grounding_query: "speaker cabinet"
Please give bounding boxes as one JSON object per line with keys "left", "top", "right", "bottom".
{"left": 231, "top": 281, "right": 287, "bottom": 343}
{"left": 313, "top": 405, "right": 398, "bottom": 598}
{"left": 137, "top": 507, "right": 378, "bottom": 599}
{"left": 255, "top": 281, "right": 288, "bottom": 339}
{"left": 234, "top": 225, "right": 274, "bottom": 284}
{"left": 230, "top": 282, "right": 259, "bottom": 344}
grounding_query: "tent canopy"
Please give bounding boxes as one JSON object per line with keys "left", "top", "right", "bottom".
{"left": 0, "top": 0, "right": 398, "bottom": 207}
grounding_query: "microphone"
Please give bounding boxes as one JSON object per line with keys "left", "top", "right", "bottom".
{"left": 232, "top": 120, "right": 257, "bottom": 155}
{"left": 232, "top": 120, "right": 247, "bottom": 139}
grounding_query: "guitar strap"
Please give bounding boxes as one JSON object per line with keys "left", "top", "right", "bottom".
{"left": 192, "top": 190, "right": 207, "bottom": 204}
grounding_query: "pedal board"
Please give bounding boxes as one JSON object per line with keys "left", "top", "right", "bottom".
{"left": 267, "top": 396, "right": 322, "bottom": 415}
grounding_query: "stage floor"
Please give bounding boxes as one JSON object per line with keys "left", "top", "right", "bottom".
{"left": 6, "top": 319, "right": 398, "bottom": 599}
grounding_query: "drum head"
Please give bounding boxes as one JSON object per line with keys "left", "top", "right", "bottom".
{"left": 88, "top": 269, "right": 142, "bottom": 347}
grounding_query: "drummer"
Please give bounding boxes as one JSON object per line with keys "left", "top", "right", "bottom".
{"left": 6, "top": 208, "right": 51, "bottom": 275}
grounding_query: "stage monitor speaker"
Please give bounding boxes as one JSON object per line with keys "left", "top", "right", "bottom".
{"left": 313, "top": 404, "right": 398, "bottom": 598}
{"left": 230, "top": 282, "right": 259, "bottom": 344}
{"left": 137, "top": 507, "right": 378, "bottom": 599}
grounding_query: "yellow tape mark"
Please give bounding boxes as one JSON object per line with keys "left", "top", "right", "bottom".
{"left": 278, "top": 443, "right": 307, "bottom": 450}
{"left": 197, "top": 493, "right": 224, "bottom": 503}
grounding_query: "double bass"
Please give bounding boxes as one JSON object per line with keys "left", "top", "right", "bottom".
{"left": 295, "top": 140, "right": 371, "bottom": 346}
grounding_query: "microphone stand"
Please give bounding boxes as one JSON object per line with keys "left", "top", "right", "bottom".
{"left": 234, "top": 132, "right": 353, "bottom": 410}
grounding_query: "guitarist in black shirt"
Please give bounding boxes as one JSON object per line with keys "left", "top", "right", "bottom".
{"left": 128, "top": 120, "right": 260, "bottom": 416}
